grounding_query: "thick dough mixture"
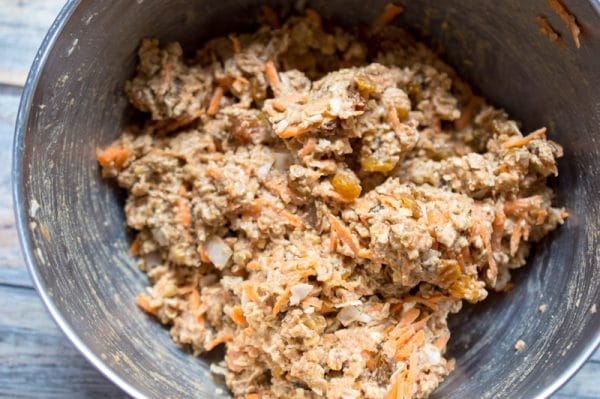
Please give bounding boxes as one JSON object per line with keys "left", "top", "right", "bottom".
{"left": 98, "top": 11, "right": 566, "bottom": 399}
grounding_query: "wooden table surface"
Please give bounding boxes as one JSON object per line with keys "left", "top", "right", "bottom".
{"left": 0, "top": 1, "right": 598, "bottom": 398}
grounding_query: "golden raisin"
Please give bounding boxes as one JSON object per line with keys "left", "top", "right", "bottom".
{"left": 448, "top": 275, "right": 483, "bottom": 303}
{"left": 439, "top": 260, "right": 462, "bottom": 283}
{"left": 396, "top": 106, "right": 410, "bottom": 121}
{"left": 361, "top": 156, "right": 396, "bottom": 173}
{"left": 354, "top": 74, "right": 376, "bottom": 98}
{"left": 407, "top": 82, "right": 422, "bottom": 104}
{"left": 331, "top": 171, "right": 362, "bottom": 201}
{"left": 398, "top": 193, "right": 421, "bottom": 218}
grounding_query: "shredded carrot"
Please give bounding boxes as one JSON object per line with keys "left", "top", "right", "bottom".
{"left": 189, "top": 288, "right": 201, "bottom": 310}
{"left": 35, "top": 224, "right": 49, "bottom": 242}
{"left": 396, "top": 370, "right": 409, "bottom": 399}
{"left": 175, "top": 187, "right": 192, "bottom": 228}
{"left": 399, "top": 308, "right": 421, "bottom": 326}
{"left": 136, "top": 294, "right": 157, "bottom": 315}
{"left": 392, "top": 326, "right": 417, "bottom": 347}
{"left": 503, "top": 127, "right": 546, "bottom": 149}
{"left": 246, "top": 261, "right": 262, "bottom": 271}
{"left": 361, "top": 350, "right": 378, "bottom": 371}
{"left": 305, "top": 8, "right": 322, "bottom": 27}
{"left": 263, "top": 177, "right": 298, "bottom": 202}
{"left": 492, "top": 201, "right": 506, "bottom": 252}
{"left": 206, "top": 333, "right": 234, "bottom": 350}
{"left": 243, "top": 282, "right": 261, "bottom": 302}
{"left": 298, "top": 138, "right": 316, "bottom": 159}
{"left": 504, "top": 195, "right": 544, "bottom": 214}
{"left": 264, "top": 60, "right": 282, "bottom": 95}
{"left": 281, "top": 209, "right": 305, "bottom": 229}
{"left": 207, "top": 86, "right": 224, "bottom": 116}
{"left": 97, "top": 143, "right": 131, "bottom": 170}
{"left": 454, "top": 96, "right": 482, "bottom": 130}
{"left": 245, "top": 394, "right": 260, "bottom": 399}
{"left": 329, "top": 229, "right": 338, "bottom": 252}
{"left": 328, "top": 214, "right": 370, "bottom": 258}
{"left": 405, "top": 351, "right": 419, "bottom": 398}
{"left": 401, "top": 295, "right": 451, "bottom": 311}
{"left": 547, "top": 0, "right": 581, "bottom": 48}
{"left": 536, "top": 209, "right": 548, "bottom": 225}
{"left": 510, "top": 223, "right": 523, "bottom": 256}
{"left": 535, "top": 16, "right": 567, "bottom": 49}
{"left": 130, "top": 236, "right": 141, "bottom": 256}
{"left": 374, "top": 3, "right": 403, "bottom": 29}
{"left": 472, "top": 204, "right": 497, "bottom": 279}
{"left": 272, "top": 288, "right": 291, "bottom": 316}
{"left": 206, "top": 167, "right": 224, "bottom": 179}
{"left": 256, "top": 198, "right": 305, "bottom": 229}
{"left": 385, "top": 374, "right": 399, "bottom": 399}
{"left": 278, "top": 123, "right": 312, "bottom": 139}
{"left": 387, "top": 106, "right": 404, "bottom": 135}
{"left": 434, "top": 334, "right": 450, "bottom": 350}
{"left": 198, "top": 244, "right": 210, "bottom": 263}
{"left": 262, "top": 5, "right": 280, "bottom": 29}
{"left": 396, "top": 330, "right": 425, "bottom": 360}
{"left": 229, "top": 34, "right": 241, "bottom": 53}
{"left": 230, "top": 305, "right": 247, "bottom": 326}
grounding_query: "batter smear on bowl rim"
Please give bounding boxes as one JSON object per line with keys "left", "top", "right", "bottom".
{"left": 97, "top": 8, "right": 567, "bottom": 399}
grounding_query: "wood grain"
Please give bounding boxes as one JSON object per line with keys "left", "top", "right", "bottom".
{"left": 0, "top": 0, "right": 597, "bottom": 397}
{"left": 0, "top": 88, "right": 32, "bottom": 289}
{"left": 0, "top": 0, "right": 65, "bottom": 87}
{"left": 0, "top": 285, "right": 127, "bottom": 398}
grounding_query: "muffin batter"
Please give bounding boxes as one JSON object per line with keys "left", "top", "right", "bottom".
{"left": 98, "top": 11, "right": 566, "bottom": 399}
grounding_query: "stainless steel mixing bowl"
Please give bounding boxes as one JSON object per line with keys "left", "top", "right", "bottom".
{"left": 13, "top": 0, "right": 600, "bottom": 398}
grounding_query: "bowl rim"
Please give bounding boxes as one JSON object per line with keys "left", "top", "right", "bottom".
{"left": 11, "top": 1, "right": 147, "bottom": 398}
{"left": 11, "top": 1, "right": 600, "bottom": 398}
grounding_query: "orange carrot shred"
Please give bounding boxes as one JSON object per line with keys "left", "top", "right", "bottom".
{"left": 385, "top": 374, "right": 399, "bottom": 399}
{"left": 175, "top": 189, "right": 192, "bottom": 228}
{"left": 243, "top": 282, "right": 261, "bottom": 302}
{"left": 298, "top": 138, "right": 316, "bottom": 159}
{"left": 510, "top": 223, "right": 523, "bottom": 256}
{"left": 547, "top": 0, "right": 581, "bottom": 48}
{"left": 97, "top": 144, "right": 131, "bottom": 170}
{"left": 405, "top": 351, "right": 419, "bottom": 398}
{"left": 130, "top": 236, "right": 141, "bottom": 256}
{"left": 454, "top": 96, "right": 482, "bottom": 130}
{"left": 206, "top": 333, "right": 234, "bottom": 350}
{"left": 136, "top": 294, "right": 158, "bottom": 315}
{"left": 329, "top": 229, "right": 338, "bottom": 252}
{"left": 492, "top": 201, "right": 506, "bottom": 252}
{"left": 503, "top": 127, "right": 546, "bottom": 148}
{"left": 328, "top": 214, "right": 370, "bottom": 258}
{"left": 278, "top": 124, "right": 312, "bottom": 139}
{"left": 434, "top": 334, "right": 451, "bottom": 350}
{"left": 198, "top": 245, "right": 210, "bottom": 263}
{"left": 374, "top": 3, "right": 403, "bottom": 29}
{"left": 229, "top": 34, "right": 241, "bottom": 53}
{"left": 189, "top": 288, "right": 201, "bottom": 310}
{"left": 272, "top": 288, "right": 291, "bottom": 316}
{"left": 230, "top": 306, "right": 247, "bottom": 326}
{"left": 206, "top": 167, "right": 224, "bottom": 179}
{"left": 399, "top": 308, "right": 421, "bottom": 326}
{"left": 207, "top": 86, "right": 224, "bottom": 116}
{"left": 264, "top": 60, "right": 282, "bottom": 95}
